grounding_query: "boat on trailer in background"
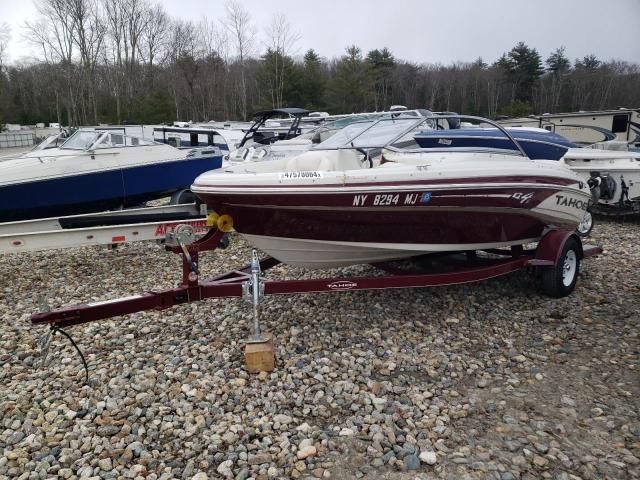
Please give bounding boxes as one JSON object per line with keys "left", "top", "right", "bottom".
{"left": 412, "top": 118, "right": 640, "bottom": 226}
{"left": 152, "top": 125, "right": 245, "bottom": 153}
{"left": 0, "top": 129, "right": 223, "bottom": 223}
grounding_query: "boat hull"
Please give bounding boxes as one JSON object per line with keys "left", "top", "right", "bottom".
{"left": 0, "top": 155, "right": 222, "bottom": 222}
{"left": 194, "top": 181, "right": 589, "bottom": 268}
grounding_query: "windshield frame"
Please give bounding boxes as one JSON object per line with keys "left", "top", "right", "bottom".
{"left": 59, "top": 130, "right": 105, "bottom": 150}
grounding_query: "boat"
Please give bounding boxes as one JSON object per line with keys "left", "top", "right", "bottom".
{"left": 152, "top": 125, "right": 245, "bottom": 153}
{"left": 230, "top": 110, "right": 433, "bottom": 164}
{"left": 413, "top": 122, "right": 639, "bottom": 216}
{"left": 191, "top": 115, "right": 591, "bottom": 269}
{"left": 0, "top": 129, "right": 223, "bottom": 223}
{"left": 563, "top": 144, "right": 640, "bottom": 215}
{"left": 413, "top": 126, "right": 576, "bottom": 160}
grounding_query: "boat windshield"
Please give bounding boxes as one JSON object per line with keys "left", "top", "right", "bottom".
{"left": 318, "top": 117, "right": 430, "bottom": 149}
{"left": 61, "top": 130, "right": 154, "bottom": 150}
{"left": 61, "top": 131, "right": 102, "bottom": 150}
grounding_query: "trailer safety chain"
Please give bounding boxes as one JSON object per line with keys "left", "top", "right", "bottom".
{"left": 38, "top": 325, "right": 89, "bottom": 385}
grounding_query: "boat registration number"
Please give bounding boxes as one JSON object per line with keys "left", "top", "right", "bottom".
{"left": 352, "top": 192, "right": 431, "bottom": 207}
{"left": 280, "top": 171, "right": 323, "bottom": 179}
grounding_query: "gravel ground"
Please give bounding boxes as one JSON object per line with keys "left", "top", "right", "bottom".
{"left": 0, "top": 217, "right": 638, "bottom": 480}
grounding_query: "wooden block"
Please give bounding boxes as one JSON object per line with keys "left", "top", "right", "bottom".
{"left": 245, "top": 332, "right": 275, "bottom": 373}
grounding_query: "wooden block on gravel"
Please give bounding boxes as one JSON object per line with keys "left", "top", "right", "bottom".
{"left": 245, "top": 332, "right": 275, "bottom": 373}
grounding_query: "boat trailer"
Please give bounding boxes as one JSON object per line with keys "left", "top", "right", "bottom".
{"left": 31, "top": 223, "right": 602, "bottom": 381}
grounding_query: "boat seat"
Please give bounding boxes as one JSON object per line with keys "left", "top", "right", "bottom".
{"left": 284, "top": 150, "right": 365, "bottom": 172}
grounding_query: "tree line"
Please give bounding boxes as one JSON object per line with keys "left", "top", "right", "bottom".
{"left": 0, "top": 0, "right": 639, "bottom": 127}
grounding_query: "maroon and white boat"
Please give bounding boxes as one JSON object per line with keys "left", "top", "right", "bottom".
{"left": 191, "top": 116, "right": 592, "bottom": 268}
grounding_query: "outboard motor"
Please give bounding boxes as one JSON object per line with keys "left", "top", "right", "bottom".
{"left": 588, "top": 171, "right": 617, "bottom": 202}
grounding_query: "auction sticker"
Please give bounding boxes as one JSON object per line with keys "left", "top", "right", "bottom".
{"left": 279, "top": 171, "right": 323, "bottom": 180}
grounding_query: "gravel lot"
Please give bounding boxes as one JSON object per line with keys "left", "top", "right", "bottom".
{"left": 0, "top": 217, "right": 638, "bottom": 480}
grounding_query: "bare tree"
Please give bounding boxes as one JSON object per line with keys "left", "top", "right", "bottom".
{"left": 140, "top": 4, "right": 169, "bottom": 76}
{"left": 224, "top": 0, "right": 255, "bottom": 120}
{"left": 102, "top": 0, "right": 148, "bottom": 121}
{"left": 166, "top": 19, "right": 199, "bottom": 120}
{"left": 196, "top": 19, "right": 230, "bottom": 119}
{"left": 264, "top": 13, "right": 300, "bottom": 108}
{"left": 0, "top": 23, "right": 10, "bottom": 125}
{"left": 0, "top": 23, "right": 10, "bottom": 71}
{"left": 69, "top": 0, "right": 106, "bottom": 123}
{"left": 25, "top": 0, "right": 79, "bottom": 125}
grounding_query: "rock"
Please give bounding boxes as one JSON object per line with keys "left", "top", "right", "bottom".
{"left": 126, "top": 441, "right": 145, "bottom": 457}
{"left": 217, "top": 460, "right": 233, "bottom": 478}
{"left": 297, "top": 446, "right": 317, "bottom": 460}
{"left": 248, "top": 453, "right": 272, "bottom": 465}
{"left": 5, "top": 432, "right": 25, "bottom": 445}
{"left": 299, "top": 439, "right": 314, "bottom": 450}
{"left": 97, "top": 458, "right": 112, "bottom": 471}
{"left": 419, "top": 450, "right": 437, "bottom": 465}
{"left": 533, "top": 455, "right": 549, "bottom": 467}
{"left": 77, "top": 466, "right": 93, "bottom": 477}
{"left": 222, "top": 431, "right": 239, "bottom": 444}
{"left": 274, "top": 414, "right": 292, "bottom": 425}
{"left": 403, "top": 454, "right": 420, "bottom": 471}
{"left": 235, "top": 467, "right": 250, "bottom": 480}
{"left": 624, "top": 455, "right": 639, "bottom": 466}
{"left": 231, "top": 378, "right": 247, "bottom": 388}
{"left": 371, "top": 397, "right": 387, "bottom": 412}
{"left": 97, "top": 425, "right": 120, "bottom": 437}
{"left": 296, "top": 423, "right": 313, "bottom": 434}
{"left": 560, "top": 395, "right": 576, "bottom": 407}
{"left": 339, "top": 428, "right": 354, "bottom": 436}
{"left": 135, "top": 392, "right": 154, "bottom": 407}
{"left": 191, "top": 473, "right": 208, "bottom": 480}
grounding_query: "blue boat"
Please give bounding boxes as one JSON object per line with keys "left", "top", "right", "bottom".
{"left": 413, "top": 127, "right": 578, "bottom": 160}
{"left": 0, "top": 129, "right": 223, "bottom": 223}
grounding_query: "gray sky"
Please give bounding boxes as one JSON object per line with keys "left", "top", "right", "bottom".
{"left": 1, "top": 0, "right": 639, "bottom": 64}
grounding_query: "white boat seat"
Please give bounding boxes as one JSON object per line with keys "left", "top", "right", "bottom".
{"left": 284, "top": 149, "right": 365, "bottom": 172}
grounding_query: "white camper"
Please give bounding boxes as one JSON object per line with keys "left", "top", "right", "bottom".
{"left": 499, "top": 108, "right": 640, "bottom": 145}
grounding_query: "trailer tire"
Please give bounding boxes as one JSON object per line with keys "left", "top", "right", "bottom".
{"left": 540, "top": 237, "right": 581, "bottom": 298}
{"left": 576, "top": 209, "right": 594, "bottom": 237}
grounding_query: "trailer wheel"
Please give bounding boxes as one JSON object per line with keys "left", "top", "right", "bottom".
{"left": 540, "top": 238, "right": 580, "bottom": 298}
{"left": 576, "top": 209, "right": 594, "bottom": 237}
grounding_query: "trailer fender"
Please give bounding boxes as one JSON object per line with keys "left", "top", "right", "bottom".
{"left": 529, "top": 230, "right": 583, "bottom": 267}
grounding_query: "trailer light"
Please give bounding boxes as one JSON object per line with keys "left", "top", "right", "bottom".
{"left": 217, "top": 214, "right": 234, "bottom": 232}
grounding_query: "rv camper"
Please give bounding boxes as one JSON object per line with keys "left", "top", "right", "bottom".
{"left": 499, "top": 108, "right": 640, "bottom": 146}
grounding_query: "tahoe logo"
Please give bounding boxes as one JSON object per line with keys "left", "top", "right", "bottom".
{"left": 328, "top": 280, "right": 358, "bottom": 290}
{"left": 555, "top": 195, "right": 588, "bottom": 210}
